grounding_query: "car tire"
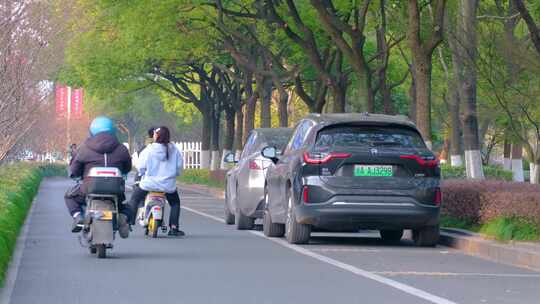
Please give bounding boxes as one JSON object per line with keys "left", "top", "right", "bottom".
{"left": 235, "top": 208, "right": 254, "bottom": 230}
{"left": 263, "top": 209, "right": 285, "bottom": 237}
{"left": 285, "top": 187, "right": 311, "bottom": 244}
{"left": 224, "top": 189, "right": 235, "bottom": 225}
{"left": 412, "top": 225, "right": 440, "bottom": 247}
{"left": 379, "top": 229, "right": 404, "bottom": 242}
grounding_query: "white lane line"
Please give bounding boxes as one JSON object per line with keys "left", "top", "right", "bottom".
{"left": 181, "top": 206, "right": 458, "bottom": 304}
{"left": 371, "top": 271, "right": 540, "bottom": 278}
{"left": 0, "top": 197, "right": 38, "bottom": 304}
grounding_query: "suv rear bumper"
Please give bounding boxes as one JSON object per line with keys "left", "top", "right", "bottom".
{"left": 295, "top": 195, "right": 439, "bottom": 230}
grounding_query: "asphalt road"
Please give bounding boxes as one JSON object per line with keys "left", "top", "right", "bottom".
{"left": 3, "top": 178, "right": 540, "bottom": 304}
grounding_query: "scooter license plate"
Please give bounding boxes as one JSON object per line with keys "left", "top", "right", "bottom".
{"left": 100, "top": 211, "right": 113, "bottom": 220}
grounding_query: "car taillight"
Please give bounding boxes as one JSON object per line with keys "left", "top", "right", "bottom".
{"left": 249, "top": 160, "right": 262, "bottom": 170}
{"left": 303, "top": 152, "right": 352, "bottom": 164}
{"left": 434, "top": 188, "right": 442, "bottom": 206}
{"left": 399, "top": 155, "right": 439, "bottom": 168}
{"left": 303, "top": 186, "right": 309, "bottom": 203}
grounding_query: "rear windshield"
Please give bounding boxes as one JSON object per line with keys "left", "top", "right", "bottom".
{"left": 314, "top": 126, "right": 425, "bottom": 151}
{"left": 262, "top": 131, "right": 292, "bottom": 150}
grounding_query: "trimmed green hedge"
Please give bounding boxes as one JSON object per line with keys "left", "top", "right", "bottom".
{"left": 441, "top": 164, "right": 513, "bottom": 181}
{"left": 0, "top": 163, "right": 66, "bottom": 286}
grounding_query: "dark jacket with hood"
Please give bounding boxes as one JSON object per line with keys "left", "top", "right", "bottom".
{"left": 70, "top": 132, "right": 132, "bottom": 193}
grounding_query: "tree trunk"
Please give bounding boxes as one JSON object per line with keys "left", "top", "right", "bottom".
{"left": 439, "top": 135, "right": 450, "bottom": 164}
{"left": 412, "top": 56, "right": 433, "bottom": 148}
{"left": 200, "top": 106, "right": 211, "bottom": 169}
{"left": 531, "top": 160, "right": 539, "bottom": 184}
{"left": 221, "top": 109, "right": 235, "bottom": 169}
{"left": 449, "top": 79, "right": 463, "bottom": 167}
{"left": 234, "top": 105, "right": 244, "bottom": 158}
{"left": 511, "top": 142, "right": 524, "bottom": 182}
{"left": 459, "top": 0, "right": 484, "bottom": 179}
{"left": 257, "top": 75, "right": 272, "bottom": 128}
{"left": 332, "top": 87, "right": 346, "bottom": 113}
{"left": 273, "top": 76, "right": 289, "bottom": 127}
{"left": 408, "top": 73, "right": 417, "bottom": 123}
{"left": 210, "top": 104, "right": 221, "bottom": 171}
{"left": 503, "top": 139, "right": 512, "bottom": 170}
{"left": 243, "top": 73, "right": 257, "bottom": 143}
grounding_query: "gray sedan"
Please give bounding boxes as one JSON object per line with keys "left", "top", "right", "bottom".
{"left": 224, "top": 128, "right": 292, "bottom": 230}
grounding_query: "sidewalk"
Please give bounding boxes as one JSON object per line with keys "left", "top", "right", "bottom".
{"left": 178, "top": 182, "right": 540, "bottom": 272}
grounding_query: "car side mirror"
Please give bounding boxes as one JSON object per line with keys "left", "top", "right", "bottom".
{"left": 224, "top": 152, "right": 237, "bottom": 164}
{"left": 261, "top": 146, "right": 279, "bottom": 163}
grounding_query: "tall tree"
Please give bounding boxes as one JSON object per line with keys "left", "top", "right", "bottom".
{"left": 458, "top": 0, "right": 484, "bottom": 179}
{"left": 406, "top": 0, "right": 446, "bottom": 149}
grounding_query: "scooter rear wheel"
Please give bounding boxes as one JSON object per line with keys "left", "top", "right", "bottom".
{"left": 89, "top": 246, "right": 97, "bottom": 254}
{"left": 148, "top": 215, "right": 162, "bottom": 238}
{"left": 96, "top": 244, "right": 106, "bottom": 259}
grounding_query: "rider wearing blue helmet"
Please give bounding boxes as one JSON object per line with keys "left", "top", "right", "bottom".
{"left": 65, "top": 116, "right": 132, "bottom": 237}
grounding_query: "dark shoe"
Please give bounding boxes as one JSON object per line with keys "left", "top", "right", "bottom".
{"left": 168, "top": 228, "right": 185, "bottom": 237}
{"left": 71, "top": 214, "right": 84, "bottom": 233}
{"left": 118, "top": 214, "right": 130, "bottom": 239}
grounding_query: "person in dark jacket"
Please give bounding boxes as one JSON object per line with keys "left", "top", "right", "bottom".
{"left": 66, "top": 116, "right": 132, "bottom": 238}
{"left": 134, "top": 127, "right": 155, "bottom": 183}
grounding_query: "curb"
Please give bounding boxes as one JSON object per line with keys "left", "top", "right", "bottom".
{"left": 175, "top": 183, "right": 540, "bottom": 272}
{"left": 440, "top": 228, "right": 540, "bottom": 272}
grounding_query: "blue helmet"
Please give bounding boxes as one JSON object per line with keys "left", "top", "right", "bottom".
{"left": 89, "top": 116, "right": 115, "bottom": 136}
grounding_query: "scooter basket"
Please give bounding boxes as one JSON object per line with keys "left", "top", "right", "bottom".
{"left": 86, "top": 176, "right": 125, "bottom": 195}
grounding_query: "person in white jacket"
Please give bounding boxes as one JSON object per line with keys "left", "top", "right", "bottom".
{"left": 128, "top": 126, "right": 185, "bottom": 236}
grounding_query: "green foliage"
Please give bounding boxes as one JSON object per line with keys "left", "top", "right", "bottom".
{"left": 0, "top": 163, "right": 66, "bottom": 286}
{"left": 177, "top": 169, "right": 224, "bottom": 189}
{"left": 441, "top": 215, "right": 539, "bottom": 241}
{"left": 479, "top": 217, "right": 540, "bottom": 242}
{"left": 441, "top": 164, "right": 513, "bottom": 181}
{"left": 440, "top": 216, "right": 479, "bottom": 231}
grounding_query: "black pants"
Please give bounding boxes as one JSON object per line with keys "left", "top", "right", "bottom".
{"left": 128, "top": 184, "right": 181, "bottom": 227}
{"left": 64, "top": 184, "right": 129, "bottom": 218}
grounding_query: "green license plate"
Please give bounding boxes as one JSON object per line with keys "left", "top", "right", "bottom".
{"left": 354, "top": 165, "right": 393, "bottom": 177}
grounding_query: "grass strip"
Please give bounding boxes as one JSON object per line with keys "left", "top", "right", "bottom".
{"left": 441, "top": 215, "right": 539, "bottom": 242}
{"left": 177, "top": 169, "right": 224, "bottom": 189}
{"left": 0, "top": 163, "right": 66, "bottom": 286}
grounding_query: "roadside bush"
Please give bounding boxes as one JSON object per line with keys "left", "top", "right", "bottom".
{"left": 177, "top": 169, "right": 225, "bottom": 188}
{"left": 441, "top": 164, "right": 513, "bottom": 181}
{"left": 0, "top": 163, "right": 66, "bottom": 286}
{"left": 441, "top": 179, "right": 540, "bottom": 240}
{"left": 442, "top": 180, "right": 540, "bottom": 224}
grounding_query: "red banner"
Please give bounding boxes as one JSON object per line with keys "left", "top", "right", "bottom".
{"left": 55, "top": 85, "right": 68, "bottom": 118}
{"left": 71, "top": 88, "right": 84, "bottom": 119}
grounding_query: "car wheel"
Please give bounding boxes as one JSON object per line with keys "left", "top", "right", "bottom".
{"left": 235, "top": 207, "right": 254, "bottom": 230}
{"left": 285, "top": 187, "right": 311, "bottom": 244}
{"left": 263, "top": 209, "right": 284, "bottom": 237}
{"left": 412, "top": 225, "right": 440, "bottom": 247}
{"left": 224, "top": 189, "right": 235, "bottom": 225}
{"left": 379, "top": 229, "right": 404, "bottom": 242}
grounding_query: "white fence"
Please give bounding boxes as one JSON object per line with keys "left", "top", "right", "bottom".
{"left": 174, "top": 142, "right": 202, "bottom": 169}
{"left": 131, "top": 142, "right": 202, "bottom": 169}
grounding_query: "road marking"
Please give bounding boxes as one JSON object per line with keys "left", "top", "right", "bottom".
{"left": 181, "top": 206, "right": 458, "bottom": 304}
{"left": 371, "top": 271, "right": 540, "bottom": 278}
{"left": 0, "top": 197, "right": 38, "bottom": 304}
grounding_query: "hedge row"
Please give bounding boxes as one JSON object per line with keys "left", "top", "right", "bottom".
{"left": 441, "top": 164, "right": 513, "bottom": 181}
{"left": 441, "top": 179, "right": 540, "bottom": 226}
{"left": 0, "top": 163, "right": 66, "bottom": 286}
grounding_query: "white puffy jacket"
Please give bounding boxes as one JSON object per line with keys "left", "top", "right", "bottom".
{"left": 137, "top": 143, "right": 183, "bottom": 193}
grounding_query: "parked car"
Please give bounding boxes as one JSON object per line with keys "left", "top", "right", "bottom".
{"left": 224, "top": 128, "right": 293, "bottom": 230}
{"left": 261, "top": 113, "right": 441, "bottom": 246}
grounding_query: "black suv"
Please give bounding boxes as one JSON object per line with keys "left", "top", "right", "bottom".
{"left": 261, "top": 113, "right": 441, "bottom": 246}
